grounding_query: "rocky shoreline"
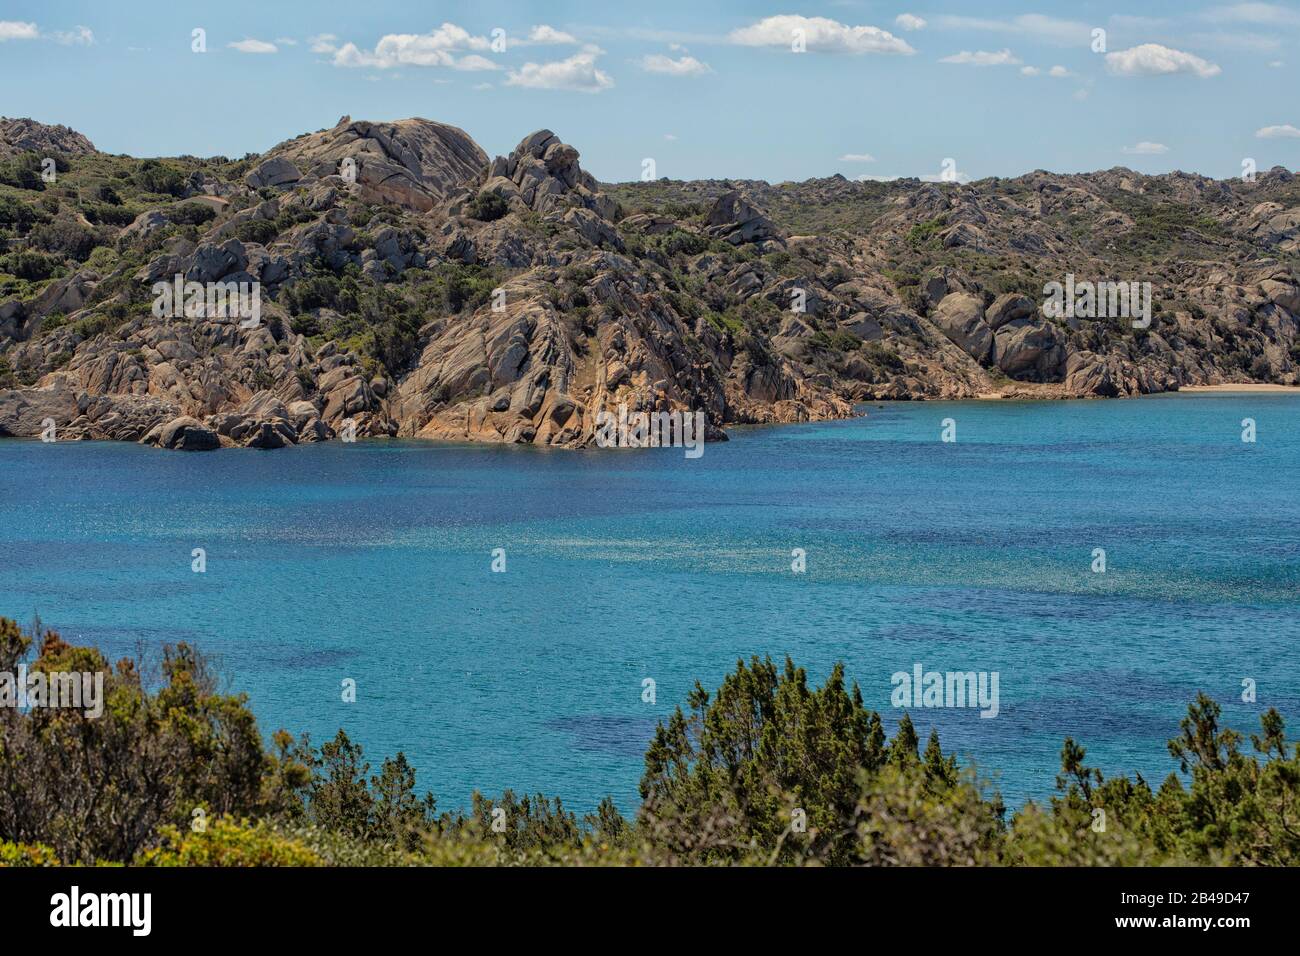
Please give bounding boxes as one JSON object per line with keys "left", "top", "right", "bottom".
{"left": 1, "top": 116, "right": 1298, "bottom": 451}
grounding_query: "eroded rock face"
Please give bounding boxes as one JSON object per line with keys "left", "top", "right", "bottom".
{"left": 393, "top": 243, "right": 851, "bottom": 448}
{"left": 267, "top": 116, "right": 488, "bottom": 211}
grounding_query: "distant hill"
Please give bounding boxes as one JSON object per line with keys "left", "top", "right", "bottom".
{"left": 0, "top": 117, "right": 96, "bottom": 160}
{"left": 1, "top": 115, "right": 1297, "bottom": 449}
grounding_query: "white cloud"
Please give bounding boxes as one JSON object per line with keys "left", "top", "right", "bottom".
{"left": 941, "top": 49, "right": 1021, "bottom": 66}
{"left": 1269, "top": 60, "right": 1284, "bottom": 67}
{"left": 527, "top": 25, "right": 578, "bottom": 45}
{"left": 1202, "top": 3, "right": 1300, "bottom": 27}
{"left": 1105, "top": 43, "right": 1221, "bottom": 78}
{"left": 1048, "top": 65, "right": 1070, "bottom": 77}
{"left": 1256, "top": 124, "right": 1300, "bottom": 138}
{"left": 309, "top": 34, "right": 338, "bottom": 54}
{"left": 505, "top": 52, "right": 613, "bottom": 92}
{"left": 638, "top": 53, "right": 712, "bottom": 76}
{"left": 454, "top": 54, "right": 498, "bottom": 71}
{"left": 0, "top": 21, "right": 38, "bottom": 41}
{"left": 473, "top": 82, "right": 493, "bottom": 91}
{"left": 1122, "top": 141, "right": 1169, "bottom": 155}
{"left": 275, "top": 37, "right": 298, "bottom": 47}
{"left": 664, "top": 133, "right": 678, "bottom": 141}
{"left": 229, "top": 38, "right": 278, "bottom": 54}
{"left": 51, "top": 25, "right": 94, "bottom": 46}
{"left": 1020, "top": 66, "right": 1040, "bottom": 76}
{"left": 932, "top": 14, "right": 1090, "bottom": 46}
{"left": 895, "top": 14, "right": 927, "bottom": 32}
{"left": 838, "top": 153, "right": 876, "bottom": 162}
{"left": 332, "top": 23, "right": 498, "bottom": 70}
{"left": 729, "top": 15, "right": 915, "bottom": 55}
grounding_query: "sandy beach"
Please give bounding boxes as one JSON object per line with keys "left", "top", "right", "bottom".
{"left": 1177, "top": 384, "right": 1300, "bottom": 393}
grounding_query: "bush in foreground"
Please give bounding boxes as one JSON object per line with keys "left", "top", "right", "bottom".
{"left": 0, "top": 617, "right": 1295, "bottom": 866}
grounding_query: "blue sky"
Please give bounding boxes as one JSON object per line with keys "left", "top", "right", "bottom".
{"left": 1, "top": 1, "right": 1298, "bottom": 183}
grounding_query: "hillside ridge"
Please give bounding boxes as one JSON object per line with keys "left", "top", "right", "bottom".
{"left": 1, "top": 116, "right": 1297, "bottom": 450}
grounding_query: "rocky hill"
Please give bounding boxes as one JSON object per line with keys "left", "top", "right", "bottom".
{"left": 1, "top": 116, "right": 1298, "bottom": 450}
{"left": 0, "top": 117, "right": 96, "bottom": 160}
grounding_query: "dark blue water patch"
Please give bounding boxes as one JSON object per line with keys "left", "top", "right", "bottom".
{"left": 545, "top": 715, "right": 662, "bottom": 757}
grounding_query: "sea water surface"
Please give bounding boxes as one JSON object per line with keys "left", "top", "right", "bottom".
{"left": 2, "top": 393, "right": 1298, "bottom": 812}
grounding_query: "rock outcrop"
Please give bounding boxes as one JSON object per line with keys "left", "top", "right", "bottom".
{"left": 263, "top": 116, "right": 487, "bottom": 211}
{"left": 141, "top": 416, "right": 220, "bottom": 451}
{"left": 0, "top": 116, "right": 96, "bottom": 158}
{"left": 705, "top": 190, "right": 782, "bottom": 246}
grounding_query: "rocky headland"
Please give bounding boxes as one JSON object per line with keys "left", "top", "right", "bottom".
{"left": 1, "top": 115, "right": 1297, "bottom": 450}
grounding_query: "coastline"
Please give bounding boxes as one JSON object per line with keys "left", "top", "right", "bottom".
{"left": 1175, "top": 383, "right": 1300, "bottom": 393}
{"left": 959, "top": 382, "right": 1300, "bottom": 401}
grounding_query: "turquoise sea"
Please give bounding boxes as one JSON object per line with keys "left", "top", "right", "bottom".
{"left": 2, "top": 393, "right": 1297, "bottom": 813}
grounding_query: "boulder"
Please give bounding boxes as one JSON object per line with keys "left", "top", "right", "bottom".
{"left": 704, "top": 191, "right": 782, "bottom": 245}
{"left": 931, "top": 292, "right": 993, "bottom": 363}
{"left": 244, "top": 419, "right": 297, "bottom": 449}
{"left": 992, "top": 318, "right": 1066, "bottom": 379}
{"left": 187, "top": 240, "right": 248, "bottom": 284}
{"left": 841, "top": 313, "right": 884, "bottom": 341}
{"left": 142, "top": 416, "right": 220, "bottom": 451}
{"left": 0, "top": 385, "right": 79, "bottom": 437}
{"left": 985, "top": 293, "right": 1038, "bottom": 329}
{"left": 245, "top": 156, "right": 302, "bottom": 190}
{"left": 1259, "top": 278, "right": 1300, "bottom": 314}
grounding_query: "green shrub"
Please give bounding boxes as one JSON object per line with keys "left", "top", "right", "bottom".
{"left": 233, "top": 218, "right": 279, "bottom": 245}
{"left": 0, "top": 153, "right": 47, "bottom": 191}
{"left": 82, "top": 202, "right": 136, "bottom": 227}
{"left": 906, "top": 217, "right": 946, "bottom": 248}
{"left": 812, "top": 329, "right": 863, "bottom": 352}
{"left": 863, "top": 342, "right": 907, "bottom": 373}
{"left": 30, "top": 219, "right": 101, "bottom": 261}
{"left": 0, "top": 840, "right": 61, "bottom": 867}
{"left": 653, "top": 229, "right": 709, "bottom": 258}
{"left": 0, "top": 194, "right": 48, "bottom": 232}
{"left": 705, "top": 310, "right": 744, "bottom": 335}
{"left": 132, "top": 160, "right": 187, "bottom": 197}
{"left": 467, "top": 191, "right": 509, "bottom": 222}
{"left": 1, "top": 249, "right": 58, "bottom": 281}
{"left": 135, "top": 818, "right": 323, "bottom": 867}
{"left": 171, "top": 201, "right": 217, "bottom": 226}
{"left": 637, "top": 656, "right": 982, "bottom": 865}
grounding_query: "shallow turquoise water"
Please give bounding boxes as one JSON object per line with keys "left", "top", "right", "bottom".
{"left": 2, "top": 393, "right": 1297, "bottom": 813}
